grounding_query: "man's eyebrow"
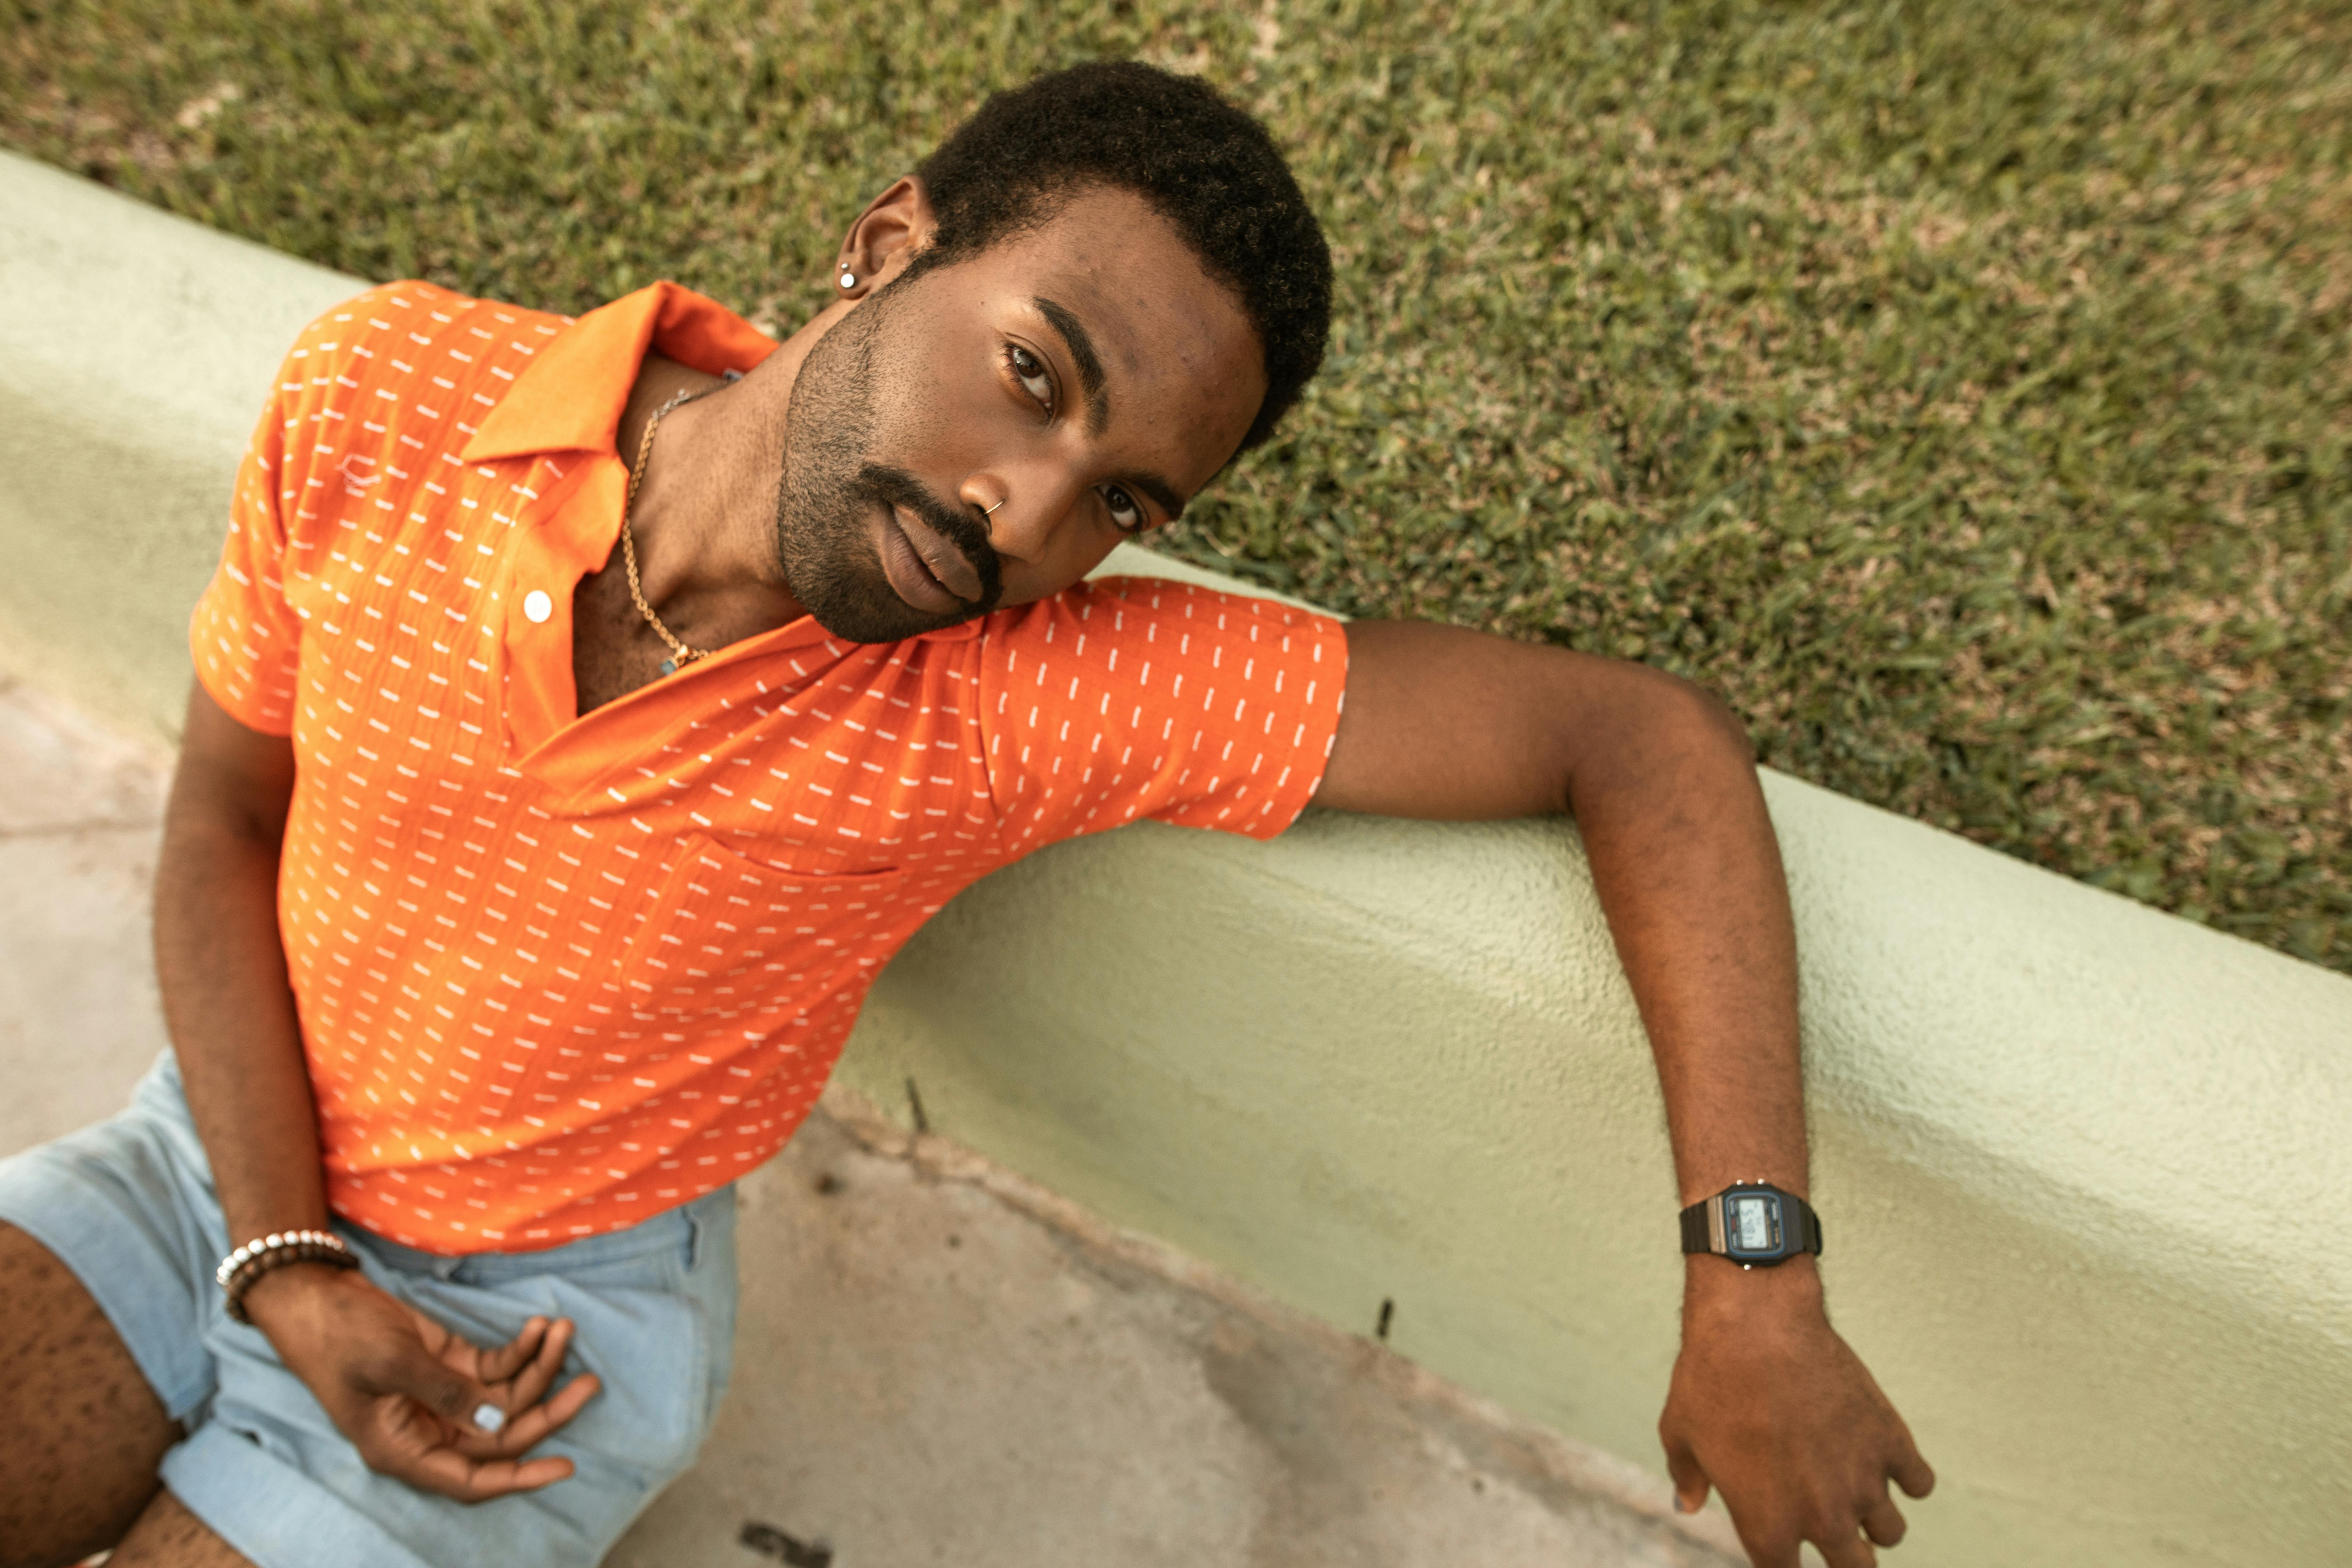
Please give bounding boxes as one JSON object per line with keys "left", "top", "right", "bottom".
{"left": 1029, "top": 295, "right": 1185, "bottom": 521}
{"left": 1126, "top": 470, "right": 1187, "bottom": 525}
{"left": 1033, "top": 296, "right": 1110, "bottom": 435}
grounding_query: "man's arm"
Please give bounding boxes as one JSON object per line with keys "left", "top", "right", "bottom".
{"left": 1312, "top": 620, "right": 1933, "bottom": 1568}
{"left": 156, "top": 682, "right": 598, "bottom": 1499}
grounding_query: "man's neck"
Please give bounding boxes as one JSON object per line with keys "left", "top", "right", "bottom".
{"left": 613, "top": 286, "right": 867, "bottom": 636}
{"left": 569, "top": 350, "right": 807, "bottom": 715}
{"left": 614, "top": 355, "right": 790, "bottom": 626}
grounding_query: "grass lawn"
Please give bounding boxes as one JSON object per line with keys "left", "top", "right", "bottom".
{"left": 5, "top": 0, "right": 2348, "bottom": 973}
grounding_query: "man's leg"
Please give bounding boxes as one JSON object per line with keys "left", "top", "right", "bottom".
{"left": 108, "top": 1489, "right": 257, "bottom": 1568}
{"left": 0, "top": 1222, "right": 181, "bottom": 1568}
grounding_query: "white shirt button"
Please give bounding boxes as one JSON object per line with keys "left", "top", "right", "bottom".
{"left": 523, "top": 590, "right": 553, "bottom": 624}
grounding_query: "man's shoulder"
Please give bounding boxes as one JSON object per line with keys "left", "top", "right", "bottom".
{"left": 252, "top": 282, "right": 581, "bottom": 588}
{"left": 262, "top": 281, "right": 579, "bottom": 495}
{"left": 277, "top": 279, "right": 573, "bottom": 413}
{"left": 295, "top": 278, "right": 571, "bottom": 345}
{"left": 966, "top": 572, "right": 1345, "bottom": 714}
{"left": 954, "top": 572, "right": 1349, "bottom": 842}
{"left": 979, "top": 573, "right": 1339, "bottom": 651}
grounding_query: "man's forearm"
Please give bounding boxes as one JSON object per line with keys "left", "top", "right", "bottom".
{"left": 154, "top": 756, "right": 329, "bottom": 1249}
{"left": 1566, "top": 681, "right": 1810, "bottom": 1213}
{"left": 1315, "top": 625, "right": 1930, "bottom": 1557}
{"left": 1313, "top": 625, "right": 1811, "bottom": 1219}
{"left": 148, "top": 691, "right": 602, "bottom": 1493}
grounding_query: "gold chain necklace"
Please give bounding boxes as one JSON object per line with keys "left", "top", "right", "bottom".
{"left": 621, "top": 386, "right": 714, "bottom": 676}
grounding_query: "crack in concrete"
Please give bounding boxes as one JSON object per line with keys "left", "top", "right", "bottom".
{"left": 0, "top": 819, "right": 161, "bottom": 839}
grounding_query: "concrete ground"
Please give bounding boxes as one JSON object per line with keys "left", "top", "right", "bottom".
{"left": 0, "top": 676, "right": 1742, "bottom": 1568}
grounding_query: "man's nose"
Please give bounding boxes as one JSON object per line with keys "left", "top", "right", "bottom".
{"left": 957, "top": 468, "right": 1086, "bottom": 564}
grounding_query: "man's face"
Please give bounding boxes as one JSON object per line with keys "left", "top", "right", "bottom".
{"left": 772, "top": 185, "right": 1268, "bottom": 642}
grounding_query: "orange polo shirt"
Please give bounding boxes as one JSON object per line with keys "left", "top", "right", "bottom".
{"left": 190, "top": 279, "right": 1347, "bottom": 1252}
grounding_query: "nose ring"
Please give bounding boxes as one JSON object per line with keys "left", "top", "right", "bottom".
{"left": 983, "top": 499, "right": 1006, "bottom": 517}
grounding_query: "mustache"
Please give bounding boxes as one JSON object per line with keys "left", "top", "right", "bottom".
{"left": 855, "top": 461, "right": 1004, "bottom": 610}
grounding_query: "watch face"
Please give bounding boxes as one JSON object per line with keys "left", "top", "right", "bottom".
{"left": 1730, "top": 1193, "right": 1779, "bottom": 1252}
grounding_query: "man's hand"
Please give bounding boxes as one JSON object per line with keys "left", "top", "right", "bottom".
{"left": 243, "top": 1263, "right": 601, "bottom": 1501}
{"left": 1661, "top": 1262, "right": 1934, "bottom": 1567}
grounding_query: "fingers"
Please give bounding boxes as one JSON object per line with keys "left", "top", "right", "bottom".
{"left": 408, "top": 1445, "right": 579, "bottom": 1501}
{"left": 1817, "top": 1529, "right": 1879, "bottom": 1568}
{"left": 413, "top": 1309, "right": 579, "bottom": 1428}
{"left": 335, "top": 1296, "right": 602, "bottom": 1500}
{"left": 361, "top": 1334, "right": 500, "bottom": 1438}
{"left": 1724, "top": 1515, "right": 1801, "bottom": 1568}
{"left": 499, "top": 1316, "right": 574, "bottom": 1413}
{"left": 457, "top": 1369, "right": 602, "bottom": 1460}
{"left": 1660, "top": 1431, "right": 1711, "bottom": 1517}
{"left": 451, "top": 1318, "right": 596, "bottom": 1456}
{"left": 1861, "top": 1488, "right": 1909, "bottom": 1548}
{"left": 360, "top": 1351, "right": 601, "bottom": 1498}
{"left": 1810, "top": 1472, "right": 1911, "bottom": 1568}
{"left": 456, "top": 1318, "right": 596, "bottom": 1458}
{"left": 473, "top": 1315, "right": 551, "bottom": 1385}
{"left": 1890, "top": 1437, "right": 1936, "bottom": 1500}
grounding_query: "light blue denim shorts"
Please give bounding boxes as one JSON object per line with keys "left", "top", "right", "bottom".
{"left": 0, "top": 1052, "right": 738, "bottom": 1568}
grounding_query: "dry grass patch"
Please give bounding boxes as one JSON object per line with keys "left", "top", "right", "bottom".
{"left": 6, "top": 0, "right": 2347, "bottom": 969}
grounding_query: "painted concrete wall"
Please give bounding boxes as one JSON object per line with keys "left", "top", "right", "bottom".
{"left": 0, "top": 155, "right": 361, "bottom": 737}
{"left": 6, "top": 149, "right": 2347, "bottom": 1567}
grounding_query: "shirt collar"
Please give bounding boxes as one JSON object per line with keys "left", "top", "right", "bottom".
{"left": 461, "top": 281, "right": 779, "bottom": 463}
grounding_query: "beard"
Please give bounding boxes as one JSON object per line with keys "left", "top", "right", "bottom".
{"left": 771, "top": 283, "right": 1005, "bottom": 643}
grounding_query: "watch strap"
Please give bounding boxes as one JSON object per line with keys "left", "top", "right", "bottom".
{"left": 1678, "top": 1200, "right": 1715, "bottom": 1254}
{"left": 1793, "top": 1195, "right": 1825, "bottom": 1256}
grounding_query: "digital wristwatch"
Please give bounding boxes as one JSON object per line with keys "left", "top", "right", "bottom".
{"left": 1678, "top": 1182, "right": 1823, "bottom": 1268}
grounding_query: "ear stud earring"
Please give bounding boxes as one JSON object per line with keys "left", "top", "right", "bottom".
{"left": 838, "top": 268, "right": 856, "bottom": 289}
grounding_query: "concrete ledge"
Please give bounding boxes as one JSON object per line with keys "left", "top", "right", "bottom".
{"left": 0, "top": 153, "right": 359, "bottom": 736}
{"left": 6, "top": 148, "right": 2347, "bottom": 1567}
{"left": 0, "top": 681, "right": 1744, "bottom": 1567}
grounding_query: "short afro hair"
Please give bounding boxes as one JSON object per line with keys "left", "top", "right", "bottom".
{"left": 907, "top": 60, "right": 1332, "bottom": 453}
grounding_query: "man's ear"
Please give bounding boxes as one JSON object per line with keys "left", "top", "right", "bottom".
{"left": 835, "top": 176, "right": 936, "bottom": 297}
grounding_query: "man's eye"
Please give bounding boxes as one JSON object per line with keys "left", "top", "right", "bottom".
{"left": 1008, "top": 344, "right": 1052, "bottom": 410}
{"left": 1105, "top": 485, "right": 1147, "bottom": 535}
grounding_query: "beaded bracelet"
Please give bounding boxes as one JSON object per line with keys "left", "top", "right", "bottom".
{"left": 215, "top": 1229, "right": 359, "bottom": 1324}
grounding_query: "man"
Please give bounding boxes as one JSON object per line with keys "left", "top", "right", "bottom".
{"left": 0, "top": 61, "right": 1930, "bottom": 1568}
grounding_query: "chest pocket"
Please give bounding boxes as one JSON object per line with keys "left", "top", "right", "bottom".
{"left": 618, "top": 834, "right": 906, "bottom": 1019}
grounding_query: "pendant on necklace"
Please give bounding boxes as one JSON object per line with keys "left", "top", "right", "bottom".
{"left": 660, "top": 657, "right": 678, "bottom": 676}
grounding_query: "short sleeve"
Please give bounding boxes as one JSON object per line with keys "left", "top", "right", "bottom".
{"left": 976, "top": 576, "right": 1348, "bottom": 856}
{"left": 187, "top": 337, "right": 314, "bottom": 734}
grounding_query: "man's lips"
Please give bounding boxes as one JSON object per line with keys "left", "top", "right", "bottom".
{"left": 890, "top": 505, "right": 982, "bottom": 603}
{"left": 876, "top": 506, "right": 975, "bottom": 618}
